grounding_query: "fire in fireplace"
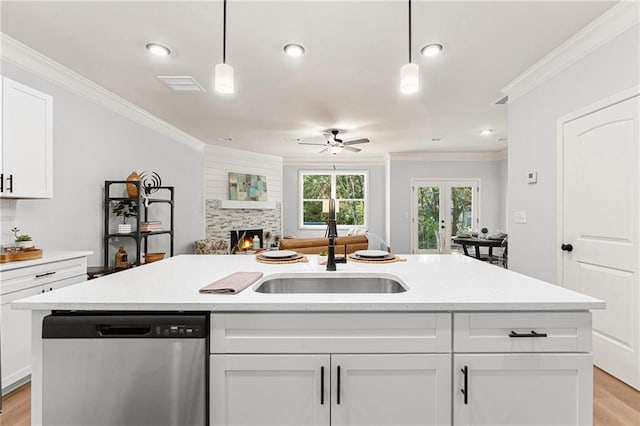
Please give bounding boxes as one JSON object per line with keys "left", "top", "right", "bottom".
{"left": 230, "top": 229, "right": 263, "bottom": 252}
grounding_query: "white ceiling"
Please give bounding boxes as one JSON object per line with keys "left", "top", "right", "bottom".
{"left": 1, "top": 1, "right": 616, "bottom": 159}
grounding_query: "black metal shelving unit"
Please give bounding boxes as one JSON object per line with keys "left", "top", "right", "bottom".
{"left": 103, "top": 180, "right": 174, "bottom": 270}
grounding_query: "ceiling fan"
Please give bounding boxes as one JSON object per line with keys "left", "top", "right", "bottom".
{"left": 298, "top": 130, "right": 370, "bottom": 154}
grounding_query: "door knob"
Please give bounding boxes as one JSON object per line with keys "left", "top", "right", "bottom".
{"left": 561, "top": 243, "right": 573, "bottom": 252}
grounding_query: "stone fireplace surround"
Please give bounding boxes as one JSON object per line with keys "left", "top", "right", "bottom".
{"left": 205, "top": 200, "right": 282, "bottom": 252}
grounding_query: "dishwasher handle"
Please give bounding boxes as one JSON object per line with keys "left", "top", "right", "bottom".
{"left": 97, "top": 325, "right": 152, "bottom": 336}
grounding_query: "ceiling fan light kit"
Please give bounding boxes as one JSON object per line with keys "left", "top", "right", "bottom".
{"left": 214, "top": 0, "right": 234, "bottom": 94}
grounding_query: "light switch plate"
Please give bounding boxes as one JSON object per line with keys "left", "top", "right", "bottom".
{"left": 527, "top": 171, "right": 538, "bottom": 184}
{"left": 514, "top": 211, "right": 527, "bottom": 224}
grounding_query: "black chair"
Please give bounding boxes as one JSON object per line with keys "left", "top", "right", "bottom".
{"left": 487, "top": 237, "right": 508, "bottom": 269}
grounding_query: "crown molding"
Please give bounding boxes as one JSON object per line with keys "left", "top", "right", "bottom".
{"left": 389, "top": 150, "right": 507, "bottom": 162}
{"left": 0, "top": 33, "right": 204, "bottom": 152}
{"left": 502, "top": 1, "right": 639, "bottom": 103}
{"left": 206, "top": 144, "right": 283, "bottom": 164}
{"left": 283, "top": 155, "right": 385, "bottom": 165}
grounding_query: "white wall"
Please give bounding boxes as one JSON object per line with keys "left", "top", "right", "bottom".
{"left": 204, "top": 145, "right": 282, "bottom": 202}
{"left": 0, "top": 61, "right": 204, "bottom": 267}
{"left": 507, "top": 25, "right": 639, "bottom": 282}
{"left": 282, "top": 163, "right": 386, "bottom": 239}
{"left": 389, "top": 156, "right": 507, "bottom": 254}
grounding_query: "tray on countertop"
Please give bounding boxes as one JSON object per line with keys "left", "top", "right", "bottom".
{"left": 0, "top": 248, "right": 43, "bottom": 263}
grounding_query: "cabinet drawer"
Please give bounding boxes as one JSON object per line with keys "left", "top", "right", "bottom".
{"left": 211, "top": 312, "right": 451, "bottom": 354}
{"left": 0, "top": 257, "right": 87, "bottom": 295}
{"left": 454, "top": 312, "right": 591, "bottom": 353}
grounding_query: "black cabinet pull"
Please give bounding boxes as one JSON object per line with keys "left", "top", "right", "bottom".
{"left": 320, "top": 366, "right": 325, "bottom": 405}
{"left": 509, "top": 330, "right": 548, "bottom": 338}
{"left": 336, "top": 365, "right": 341, "bottom": 405}
{"left": 561, "top": 243, "right": 573, "bottom": 252}
{"left": 461, "top": 366, "right": 468, "bottom": 405}
{"left": 35, "top": 271, "right": 56, "bottom": 279}
{"left": 0, "top": 173, "right": 3, "bottom": 192}
{"left": 7, "top": 174, "right": 13, "bottom": 193}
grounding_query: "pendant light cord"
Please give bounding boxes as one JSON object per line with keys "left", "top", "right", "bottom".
{"left": 408, "top": 0, "right": 412, "bottom": 63}
{"left": 223, "top": 0, "right": 227, "bottom": 64}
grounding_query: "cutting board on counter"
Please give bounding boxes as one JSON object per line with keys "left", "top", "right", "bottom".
{"left": 0, "top": 248, "right": 43, "bottom": 263}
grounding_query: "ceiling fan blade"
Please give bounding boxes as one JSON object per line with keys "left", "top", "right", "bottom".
{"left": 318, "top": 147, "right": 329, "bottom": 154}
{"left": 299, "top": 142, "right": 328, "bottom": 146}
{"left": 343, "top": 138, "right": 370, "bottom": 145}
{"left": 343, "top": 146, "right": 362, "bottom": 152}
{"left": 322, "top": 133, "right": 333, "bottom": 141}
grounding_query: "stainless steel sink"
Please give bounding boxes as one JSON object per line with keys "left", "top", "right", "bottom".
{"left": 254, "top": 276, "right": 407, "bottom": 294}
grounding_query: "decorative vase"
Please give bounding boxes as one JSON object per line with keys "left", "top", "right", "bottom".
{"left": 126, "top": 171, "right": 140, "bottom": 198}
{"left": 114, "top": 246, "right": 128, "bottom": 269}
{"left": 118, "top": 224, "right": 132, "bottom": 234}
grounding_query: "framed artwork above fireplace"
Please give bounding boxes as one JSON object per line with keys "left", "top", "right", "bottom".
{"left": 229, "top": 172, "right": 268, "bottom": 201}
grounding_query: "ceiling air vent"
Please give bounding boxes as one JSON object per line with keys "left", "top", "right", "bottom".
{"left": 156, "top": 75, "right": 206, "bottom": 93}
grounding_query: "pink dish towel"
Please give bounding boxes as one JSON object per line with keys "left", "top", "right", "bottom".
{"left": 199, "top": 272, "right": 264, "bottom": 294}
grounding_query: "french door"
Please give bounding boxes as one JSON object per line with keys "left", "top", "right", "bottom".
{"left": 411, "top": 179, "right": 479, "bottom": 253}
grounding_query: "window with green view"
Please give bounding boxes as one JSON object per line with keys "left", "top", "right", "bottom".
{"left": 300, "top": 171, "right": 367, "bottom": 228}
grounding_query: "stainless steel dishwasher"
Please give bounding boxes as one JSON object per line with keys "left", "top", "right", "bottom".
{"left": 42, "top": 312, "right": 208, "bottom": 426}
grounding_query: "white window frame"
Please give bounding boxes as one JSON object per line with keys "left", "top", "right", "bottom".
{"left": 298, "top": 170, "right": 369, "bottom": 230}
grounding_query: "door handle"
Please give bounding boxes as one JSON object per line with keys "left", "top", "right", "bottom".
{"left": 561, "top": 243, "right": 573, "bottom": 252}
{"left": 336, "top": 365, "right": 341, "bottom": 405}
{"left": 0, "top": 173, "right": 3, "bottom": 192}
{"left": 460, "top": 366, "right": 468, "bottom": 405}
{"left": 320, "top": 366, "right": 325, "bottom": 405}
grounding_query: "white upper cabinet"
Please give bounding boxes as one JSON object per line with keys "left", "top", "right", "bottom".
{"left": 1, "top": 76, "right": 53, "bottom": 198}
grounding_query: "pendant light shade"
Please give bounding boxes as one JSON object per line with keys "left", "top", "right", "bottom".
{"left": 400, "top": 63, "right": 419, "bottom": 94}
{"left": 215, "top": 63, "right": 234, "bottom": 94}
{"left": 400, "top": 0, "right": 419, "bottom": 95}
{"left": 214, "top": 0, "right": 234, "bottom": 94}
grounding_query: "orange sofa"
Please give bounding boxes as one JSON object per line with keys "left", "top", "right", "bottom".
{"left": 278, "top": 235, "right": 369, "bottom": 255}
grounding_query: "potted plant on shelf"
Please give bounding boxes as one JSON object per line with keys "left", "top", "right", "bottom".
{"left": 11, "top": 227, "right": 34, "bottom": 249}
{"left": 480, "top": 227, "right": 489, "bottom": 238}
{"left": 112, "top": 200, "right": 138, "bottom": 233}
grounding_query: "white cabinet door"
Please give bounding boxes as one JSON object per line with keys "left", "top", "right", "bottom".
{"left": 1, "top": 77, "right": 53, "bottom": 198}
{"left": 210, "top": 354, "right": 330, "bottom": 426}
{"left": 1, "top": 285, "right": 43, "bottom": 392}
{"left": 331, "top": 354, "right": 451, "bottom": 426}
{"left": 453, "top": 353, "right": 592, "bottom": 426}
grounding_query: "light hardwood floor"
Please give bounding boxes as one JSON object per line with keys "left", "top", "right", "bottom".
{"left": 1, "top": 368, "right": 639, "bottom": 425}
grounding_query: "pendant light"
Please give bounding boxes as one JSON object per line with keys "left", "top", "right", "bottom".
{"left": 400, "top": 0, "right": 419, "bottom": 94}
{"left": 214, "top": 0, "right": 234, "bottom": 94}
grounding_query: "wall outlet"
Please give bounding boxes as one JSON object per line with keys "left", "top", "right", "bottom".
{"left": 514, "top": 211, "right": 527, "bottom": 224}
{"left": 527, "top": 171, "right": 538, "bottom": 184}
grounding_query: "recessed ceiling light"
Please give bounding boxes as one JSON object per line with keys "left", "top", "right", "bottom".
{"left": 146, "top": 42, "right": 171, "bottom": 57}
{"left": 284, "top": 43, "right": 305, "bottom": 57}
{"left": 217, "top": 137, "right": 233, "bottom": 143}
{"left": 420, "top": 43, "right": 443, "bottom": 57}
{"left": 481, "top": 129, "right": 494, "bottom": 136}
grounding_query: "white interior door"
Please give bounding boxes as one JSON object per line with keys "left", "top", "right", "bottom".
{"left": 412, "top": 179, "right": 479, "bottom": 253}
{"left": 561, "top": 93, "right": 639, "bottom": 389}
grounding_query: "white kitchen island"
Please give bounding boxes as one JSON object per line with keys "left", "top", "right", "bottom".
{"left": 13, "top": 254, "right": 604, "bottom": 426}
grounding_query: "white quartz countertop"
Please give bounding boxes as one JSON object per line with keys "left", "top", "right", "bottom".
{"left": 0, "top": 250, "right": 93, "bottom": 272}
{"left": 12, "top": 254, "right": 605, "bottom": 312}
